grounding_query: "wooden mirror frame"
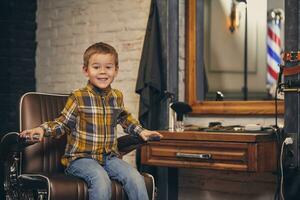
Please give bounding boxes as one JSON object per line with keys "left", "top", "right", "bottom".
{"left": 185, "top": 0, "right": 284, "bottom": 115}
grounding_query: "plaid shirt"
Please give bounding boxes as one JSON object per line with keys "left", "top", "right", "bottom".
{"left": 41, "top": 82, "right": 144, "bottom": 166}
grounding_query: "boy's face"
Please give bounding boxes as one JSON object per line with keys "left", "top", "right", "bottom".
{"left": 83, "top": 53, "right": 118, "bottom": 89}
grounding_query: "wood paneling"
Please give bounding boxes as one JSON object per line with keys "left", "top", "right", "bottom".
{"left": 141, "top": 131, "right": 277, "bottom": 172}
{"left": 178, "top": 168, "right": 276, "bottom": 200}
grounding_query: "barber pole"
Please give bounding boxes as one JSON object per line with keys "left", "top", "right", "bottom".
{"left": 267, "top": 9, "right": 283, "bottom": 86}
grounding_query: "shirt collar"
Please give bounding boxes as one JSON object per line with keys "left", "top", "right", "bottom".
{"left": 86, "top": 81, "right": 112, "bottom": 96}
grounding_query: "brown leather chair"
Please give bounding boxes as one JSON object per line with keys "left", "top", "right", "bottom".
{"left": 1, "top": 92, "right": 154, "bottom": 200}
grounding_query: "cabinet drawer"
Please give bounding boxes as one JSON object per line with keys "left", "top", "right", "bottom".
{"left": 141, "top": 140, "right": 276, "bottom": 172}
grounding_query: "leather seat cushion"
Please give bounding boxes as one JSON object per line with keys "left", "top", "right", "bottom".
{"left": 19, "top": 172, "right": 154, "bottom": 200}
{"left": 19, "top": 173, "right": 88, "bottom": 200}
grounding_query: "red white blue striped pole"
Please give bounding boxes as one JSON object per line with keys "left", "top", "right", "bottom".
{"left": 267, "top": 10, "right": 283, "bottom": 86}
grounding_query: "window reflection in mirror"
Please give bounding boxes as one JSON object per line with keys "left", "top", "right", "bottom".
{"left": 199, "top": 0, "right": 284, "bottom": 101}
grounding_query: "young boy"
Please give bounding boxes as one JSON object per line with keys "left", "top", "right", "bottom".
{"left": 20, "top": 42, "right": 162, "bottom": 200}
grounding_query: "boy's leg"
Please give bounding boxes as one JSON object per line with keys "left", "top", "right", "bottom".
{"left": 65, "top": 158, "right": 112, "bottom": 200}
{"left": 104, "top": 155, "right": 149, "bottom": 200}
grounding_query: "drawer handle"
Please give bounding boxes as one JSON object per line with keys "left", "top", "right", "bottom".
{"left": 176, "top": 152, "right": 212, "bottom": 159}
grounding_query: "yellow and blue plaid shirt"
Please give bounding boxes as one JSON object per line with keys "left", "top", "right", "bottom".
{"left": 41, "top": 82, "right": 144, "bottom": 166}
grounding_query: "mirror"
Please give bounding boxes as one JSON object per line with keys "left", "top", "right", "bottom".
{"left": 185, "top": 0, "right": 284, "bottom": 115}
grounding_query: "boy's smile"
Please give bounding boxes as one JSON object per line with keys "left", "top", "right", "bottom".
{"left": 83, "top": 53, "right": 118, "bottom": 89}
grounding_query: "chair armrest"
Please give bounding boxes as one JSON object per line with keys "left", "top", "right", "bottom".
{"left": 1, "top": 132, "right": 147, "bottom": 158}
{"left": 117, "top": 135, "right": 146, "bottom": 156}
{"left": 0, "top": 132, "right": 38, "bottom": 160}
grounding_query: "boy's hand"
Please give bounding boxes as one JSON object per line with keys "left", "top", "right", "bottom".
{"left": 139, "top": 130, "right": 163, "bottom": 141}
{"left": 19, "top": 127, "right": 45, "bottom": 142}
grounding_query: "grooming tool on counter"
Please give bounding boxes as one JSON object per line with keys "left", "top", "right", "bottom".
{"left": 208, "top": 121, "right": 222, "bottom": 128}
{"left": 244, "top": 124, "right": 262, "bottom": 131}
{"left": 170, "top": 102, "right": 192, "bottom": 132}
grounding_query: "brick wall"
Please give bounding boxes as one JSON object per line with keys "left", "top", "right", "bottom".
{"left": 36, "top": 0, "right": 151, "bottom": 165}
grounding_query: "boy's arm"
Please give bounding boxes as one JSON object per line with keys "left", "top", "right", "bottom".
{"left": 117, "top": 93, "right": 162, "bottom": 141}
{"left": 118, "top": 110, "right": 162, "bottom": 141}
{"left": 118, "top": 108, "right": 144, "bottom": 135}
{"left": 20, "top": 94, "right": 78, "bottom": 140}
{"left": 19, "top": 126, "right": 45, "bottom": 142}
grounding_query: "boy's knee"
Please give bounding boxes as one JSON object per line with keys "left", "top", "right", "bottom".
{"left": 124, "top": 173, "right": 148, "bottom": 200}
{"left": 90, "top": 176, "right": 112, "bottom": 197}
{"left": 83, "top": 170, "right": 112, "bottom": 200}
{"left": 127, "top": 173, "right": 145, "bottom": 188}
{"left": 93, "top": 171, "right": 111, "bottom": 186}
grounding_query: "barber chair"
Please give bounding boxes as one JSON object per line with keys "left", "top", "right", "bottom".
{"left": 0, "top": 92, "right": 154, "bottom": 200}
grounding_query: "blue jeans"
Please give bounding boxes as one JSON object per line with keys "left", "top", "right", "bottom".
{"left": 65, "top": 156, "right": 149, "bottom": 200}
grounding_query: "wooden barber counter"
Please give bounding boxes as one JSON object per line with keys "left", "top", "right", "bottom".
{"left": 141, "top": 130, "right": 277, "bottom": 172}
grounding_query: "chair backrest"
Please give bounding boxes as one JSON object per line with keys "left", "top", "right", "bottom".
{"left": 20, "top": 92, "right": 68, "bottom": 174}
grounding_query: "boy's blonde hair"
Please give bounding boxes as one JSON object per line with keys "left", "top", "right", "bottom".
{"left": 83, "top": 42, "right": 119, "bottom": 67}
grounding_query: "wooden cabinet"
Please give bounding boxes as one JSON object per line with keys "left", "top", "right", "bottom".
{"left": 141, "top": 131, "right": 277, "bottom": 172}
